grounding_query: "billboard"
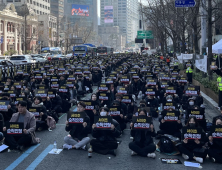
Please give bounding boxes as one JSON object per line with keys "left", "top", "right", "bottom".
{"left": 104, "top": 6, "right": 113, "bottom": 23}
{"left": 71, "top": 4, "right": 89, "bottom": 17}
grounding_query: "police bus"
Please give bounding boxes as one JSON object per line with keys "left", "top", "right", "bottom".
{"left": 97, "top": 46, "right": 112, "bottom": 56}
{"left": 73, "top": 45, "right": 92, "bottom": 57}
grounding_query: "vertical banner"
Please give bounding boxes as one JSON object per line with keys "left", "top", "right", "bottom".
{"left": 104, "top": 6, "right": 113, "bottom": 23}
{"left": 195, "top": 55, "right": 207, "bottom": 73}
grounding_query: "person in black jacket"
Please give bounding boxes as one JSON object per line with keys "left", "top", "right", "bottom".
{"left": 129, "top": 109, "right": 156, "bottom": 158}
{"left": 178, "top": 116, "right": 207, "bottom": 163}
{"left": 63, "top": 102, "right": 90, "bottom": 150}
{"left": 208, "top": 117, "right": 222, "bottom": 163}
{"left": 50, "top": 89, "right": 62, "bottom": 116}
{"left": 90, "top": 107, "right": 121, "bottom": 156}
{"left": 32, "top": 96, "right": 48, "bottom": 131}
{"left": 0, "top": 93, "right": 16, "bottom": 123}
{"left": 157, "top": 108, "right": 182, "bottom": 139}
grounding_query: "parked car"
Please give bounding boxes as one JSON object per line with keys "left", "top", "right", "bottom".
{"left": 51, "top": 55, "right": 67, "bottom": 61}
{"left": 66, "top": 53, "right": 73, "bottom": 59}
{"left": 10, "top": 55, "right": 36, "bottom": 65}
{"left": 0, "top": 56, "right": 10, "bottom": 60}
{"left": 40, "top": 53, "right": 50, "bottom": 59}
{"left": 31, "top": 54, "right": 47, "bottom": 62}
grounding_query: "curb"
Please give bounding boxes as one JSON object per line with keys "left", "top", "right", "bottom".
{"left": 200, "top": 91, "right": 221, "bottom": 120}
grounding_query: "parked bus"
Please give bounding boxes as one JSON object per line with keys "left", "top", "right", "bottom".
{"left": 73, "top": 45, "right": 92, "bottom": 57}
{"left": 41, "top": 47, "right": 62, "bottom": 57}
{"left": 97, "top": 46, "right": 112, "bottom": 56}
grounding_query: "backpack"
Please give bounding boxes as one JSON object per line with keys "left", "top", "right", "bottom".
{"left": 47, "top": 117, "right": 56, "bottom": 130}
{"left": 159, "top": 136, "right": 174, "bottom": 153}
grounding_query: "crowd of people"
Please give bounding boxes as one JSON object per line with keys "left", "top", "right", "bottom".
{"left": 0, "top": 53, "right": 222, "bottom": 164}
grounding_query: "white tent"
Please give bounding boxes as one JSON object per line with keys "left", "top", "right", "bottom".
{"left": 207, "top": 39, "right": 222, "bottom": 54}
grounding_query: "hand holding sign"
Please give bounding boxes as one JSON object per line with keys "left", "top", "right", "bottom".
{"left": 83, "top": 122, "right": 87, "bottom": 128}
{"left": 23, "top": 129, "right": 27, "bottom": 134}
{"left": 194, "top": 139, "right": 200, "bottom": 144}
{"left": 92, "top": 124, "right": 97, "bottom": 129}
{"left": 111, "top": 124, "right": 115, "bottom": 130}
{"left": 209, "top": 136, "right": 213, "bottom": 142}
{"left": 183, "top": 139, "right": 188, "bottom": 144}
{"left": 7, "top": 105, "right": 11, "bottom": 109}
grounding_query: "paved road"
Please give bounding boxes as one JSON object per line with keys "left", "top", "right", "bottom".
{"left": 0, "top": 87, "right": 221, "bottom": 170}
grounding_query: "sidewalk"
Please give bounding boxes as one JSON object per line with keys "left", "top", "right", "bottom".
{"left": 200, "top": 91, "right": 220, "bottom": 121}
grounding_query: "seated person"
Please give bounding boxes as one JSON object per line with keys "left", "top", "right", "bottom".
{"left": 90, "top": 107, "right": 121, "bottom": 156}
{"left": 111, "top": 100, "right": 126, "bottom": 132}
{"left": 3, "top": 101, "right": 39, "bottom": 151}
{"left": 178, "top": 116, "right": 207, "bottom": 163}
{"left": 212, "top": 106, "right": 222, "bottom": 125}
{"left": 32, "top": 96, "right": 49, "bottom": 131}
{"left": 129, "top": 109, "right": 156, "bottom": 158}
{"left": 63, "top": 101, "right": 90, "bottom": 150}
{"left": 208, "top": 118, "right": 222, "bottom": 163}
{"left": 157, "top": 108, "right": 182, "bottom": 139}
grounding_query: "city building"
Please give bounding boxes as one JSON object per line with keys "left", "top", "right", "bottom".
{"left": 64, "top": 0, "right": 98, "bottom": 34}
{"left": 50, "top": 0, "right": 64, "bottom": 21}
{"left": 0, "top": 3, "right": 38, "bottom": 55}
{"left": 98, "top": 25, "right": 126, "bottom": 51}
{"left": 1, "top": 0, "right": 50, "bottom": 15}
{"left": 38, "top": 14, "right": 57, "bottom": 48}
{"left": 100, "top": 0, "right": 139, "bottom": 43}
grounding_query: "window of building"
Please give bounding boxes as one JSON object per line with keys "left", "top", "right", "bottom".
{"left": 33, "top": 1, "right": 36, "bottom": 5}
{"left": 30, "top": 0, "right": 32, "bottom": 4}
{"left": 37, "top": 3, "right": 39, "bottom": 6}
{"left": 15, "top": 0, "right": 21, "bottom": 2}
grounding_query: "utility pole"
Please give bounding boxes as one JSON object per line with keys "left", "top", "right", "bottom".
{"left": 207, "top": 0, "right": 213, "bottom": 80}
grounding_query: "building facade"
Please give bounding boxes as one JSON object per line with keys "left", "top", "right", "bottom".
{"left": 100, "top": 0, "right": 139, "bottom": 43}
{"left": 0, "top": 3, "right": 38, "bottom": 55}
{"left": 2, "top": 0, "right": 50, "bottom": 15}
{"left": 38, "top": 14, "right": 57, "bottom": 48}
{"left": 64, "top": 0, "right": 98, "bottom": 34}
{"left": 98, "top": 25, "right": 126, "bottom": 51}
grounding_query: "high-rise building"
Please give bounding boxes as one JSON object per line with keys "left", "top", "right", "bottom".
{"left": 64, "top": 0, "right": 98, "bottom": 34}
{"left": 1, "top": 0, "right": 50, "bottom": 15}
{"left": 100, "top": 0, "right": 139, "bottom": 43}
{"left": 50, "top": 0, "right": 64, "bottom": 21}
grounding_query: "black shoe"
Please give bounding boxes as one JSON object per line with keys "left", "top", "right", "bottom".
{"left": 108, "top": 149, "right": 116, "bottom": 156}
{"left": 19, "top": 145, "right": 25, "bottom": 152}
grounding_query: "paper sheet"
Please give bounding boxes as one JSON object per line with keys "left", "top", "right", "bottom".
{"left": 184, "top": 161, "right": 201, "bottom": 168}
{"left": 0, "top": 144, "right": 9, "bottom": 152}
{"left": 49, "top": 149, "right": 63, "bottom": 154}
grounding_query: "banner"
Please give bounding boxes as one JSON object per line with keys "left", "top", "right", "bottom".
{"left": 6, "top": 122, "right": 23, "bottom": 136}
{"left": 67, "top": 112, "right": 85, "bottom": 125}
{"left": 132, "top": 116, "right": 152, "bottom": 130}
{"left": 94, "top": 116, "right": 112, "bottom": 130}
{"left": 195, "top": 55, "right": 207, "bottom": 73}
{"left": 177, "top": 54, "right": 193, "bottom": 63}
{"left": 104, "top": 6, "right": 113, "bottom": 23}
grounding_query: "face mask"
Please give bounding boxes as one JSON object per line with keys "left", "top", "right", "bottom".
{"left": 100, "top": 112, "right": 107, "bottom": 116}
{"left": 189, "top": 123, "right": 195, "bottom": 127}
{"left": 140, "top": 104, "right": 145, "bottom": 107}
{"left": 167, "top": 99, "right": 172, "bottom": 102}
{"left": 189, "top": 102, "right": 194, "bottom": 106}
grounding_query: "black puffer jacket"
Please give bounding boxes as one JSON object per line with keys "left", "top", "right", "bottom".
{"left": 92, "top": 118, "right": 121, "bottom": 141}
{"left": 65, "top": 112, "right": 90, "bottom": 140}
{"left": 131, "top": 126, "right": 156, "bottom": 146}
